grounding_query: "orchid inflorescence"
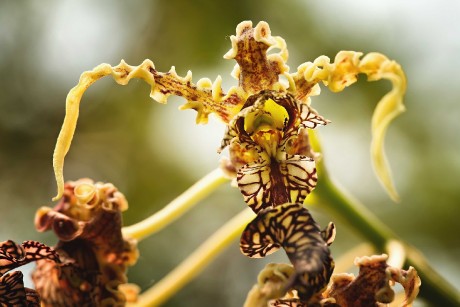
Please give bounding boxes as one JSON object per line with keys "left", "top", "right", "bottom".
{"left": 0, "top": 20, "right": 429, "bottom": 306}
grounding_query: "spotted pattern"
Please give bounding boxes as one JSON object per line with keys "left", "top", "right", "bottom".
{"left": 237, "top": 153, "right": 317, "bottom": 213}
{"left": 220, "top": 90, "right": 328, "bottom": 215}
{"left": 0, "top": 240, "right": 60, "bottom": 306}
{"left": 240, "top": 203, "right": 335, "bottom": 302}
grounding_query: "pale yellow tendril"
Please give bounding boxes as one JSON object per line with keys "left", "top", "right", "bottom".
{"left": 292, "top": 51, "right": 406, "bottom": 201}
{"left": 53, "top": 60, "right": 156, "bottom": 200}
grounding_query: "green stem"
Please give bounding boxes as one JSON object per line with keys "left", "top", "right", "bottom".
{"left": 133, "top": 208, "right": 255, "bottom": 306}
{"left": 315, "top": 171, "right": 460, "bottom": 306}
{"left": 122, "top": 168, "right": 228, "bottom": 241}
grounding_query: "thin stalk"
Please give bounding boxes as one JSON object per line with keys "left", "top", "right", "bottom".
{"left": 133, "top": 207, "right": 255, "bottom": 306}
{"left": 122, "top": 168, "right": 228, "bottom": 241}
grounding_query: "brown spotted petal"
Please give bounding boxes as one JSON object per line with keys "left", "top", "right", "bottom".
{"left": 224, "top": 21, "right": 289, "bottom": 94}
{"left": 237, "top": 153, "right": 317, "bottom": 213}
{"left": 237, "top": 154, "right": 272, "bottom": 214}
{"left": 324, "top": 254, "right": 421, "bottom": 307}
{"left": 0, "top": 271, "right": 30, "bottom": 306}
{"left": 240, "top": 204, "right": 335, "bottom": 303}
{"left": 0, "top": 240, "right": 60, "bottom": 307}
{"left": 298, "top": 103, "right": 330, "bottom": 130}
{"left": 0, "top": 240, "right": 60, "bottom": 276}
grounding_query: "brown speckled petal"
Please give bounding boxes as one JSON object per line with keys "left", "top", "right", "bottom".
{"left": 241, "top": 204, "right": 335, "bottom": 303}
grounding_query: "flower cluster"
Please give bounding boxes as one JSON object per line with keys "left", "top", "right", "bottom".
{"left": 0, "top": 20, "right": 424, "bottom": 306}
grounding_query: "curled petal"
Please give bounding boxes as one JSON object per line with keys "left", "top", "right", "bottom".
{"left": 35, "top": 206, "right": 84, "bottom": 241}
{"left": 244, "top": 263, "right": 295, "bottom": 307}
{"left": 291, "top": 51, "right": 406, "bottom": 201}
{"left": 324, "top": 254, "right": 421, "bottom": 307}
{"left": 360, "top": 53, "right": 407, "bottom": 202}
{"left": 386, "top": 265, "right": 421, "bottom": 306}
{"left": 321, "top": 222, "right": 337, "bottom": 246}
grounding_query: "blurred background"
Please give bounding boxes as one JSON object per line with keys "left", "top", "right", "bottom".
{"left": 1, "top": 0, "right": 459, "bottom": 306}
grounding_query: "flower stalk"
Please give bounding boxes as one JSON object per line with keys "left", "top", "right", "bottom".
{"left": 122, "top": 168, "right": 228, "bottom": 241}
{"left": 131, "top": 207, "right": 255, "bottom": 307}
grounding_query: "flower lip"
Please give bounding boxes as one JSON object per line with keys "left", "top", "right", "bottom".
{"left": 236, "top": 90, "right": 299, "bottom": 140}
{"left": 234, "top": 90, "right": 300, "bottom": 147}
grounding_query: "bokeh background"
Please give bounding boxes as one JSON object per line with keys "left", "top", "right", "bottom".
{"left": 1, "top": 1, "right": 459, "bottom": 306}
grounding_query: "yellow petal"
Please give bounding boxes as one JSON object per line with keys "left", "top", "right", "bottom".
{"left": 359, "top": 53, "right": 407, "bottom": 202}
{"left": 291, "top": 52, "right": 406, "bottom": 201}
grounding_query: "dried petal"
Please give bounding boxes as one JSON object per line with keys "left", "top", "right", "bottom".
{"left": 324, "top": 254, "right": 421, "bottom": 307}
{"left": 33, "top": 179, "right": 139, "bottom": 306}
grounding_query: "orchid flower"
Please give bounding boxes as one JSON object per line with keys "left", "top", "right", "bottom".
{"left": 4, "top": 19, "right": 458, "bottom": 306}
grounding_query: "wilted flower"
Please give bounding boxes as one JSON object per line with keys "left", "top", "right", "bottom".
{"left": 324, "top": 254, "right": 421, "bottom": 307}
{"left": 33, "top": 179, "right": 139, "bottom": 306}
{"left": 245, "top": 254, "right": 420, "bottom": 307}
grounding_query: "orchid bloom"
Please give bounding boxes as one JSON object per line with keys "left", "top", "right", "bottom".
{"left": 37, "top": 19, "right": 423, "bottom": 307}
{"left": 52, "top": 21, "right": 406, "bottom": 204}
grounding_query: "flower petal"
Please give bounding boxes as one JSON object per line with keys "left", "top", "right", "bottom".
{"left": 0, "top": 271, "right": 28, "bottom": 306}
{"left": 237, "top": 157, "right": 272, "bottom": 214}
{"left": 324, "top": 254, "right": 420, "bottom": 306}
{"left": 291, "top": 51, "right": 406, "bottom": 201}
{"left": 360, "top": 53, "right": 407, "bottom": 202}
{"left": 0, "top": 240, "right": 60, "bottom": 276}
{"left": 53, "top": 60, "right": 246, "bottom": 200}
{"left": 240, "top": 204, "right": 335, "bottom": 302}
{"left": 278, "top": 153, "right": 317, "bottom": 205}
{"left": 224, "top": 21, "right": 289, "bottom": 94}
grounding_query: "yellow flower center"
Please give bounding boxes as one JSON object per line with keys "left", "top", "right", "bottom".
{"left": 244, "top": 98, "right": 289, "bottom": 156}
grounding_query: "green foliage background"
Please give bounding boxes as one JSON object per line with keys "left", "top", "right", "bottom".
{"left": 0, "top": 1, "right": 459, "bottom": 306}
